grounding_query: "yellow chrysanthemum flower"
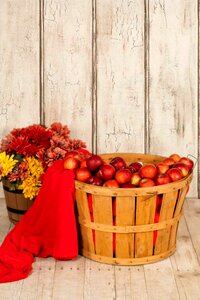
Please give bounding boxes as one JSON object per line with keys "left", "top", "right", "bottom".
{"left": 26, "top": 157, "right": 44, "bottom": 179}
{"left": 19, "top": 176, "right": 42, "bottom": 200}
{"left": 19, "top": 156, "right": 44, "bottom": 199}
{"left": 0, "top": 152, "right": 17, "bottom": 177}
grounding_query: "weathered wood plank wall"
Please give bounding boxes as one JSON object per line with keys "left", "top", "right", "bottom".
{"left": 148, "top": 0, "right": 198, "bottom": 197}
{"left": 0, "top": 0, "right": 40, "bottom": 132}
{"left": 0, "top": 0, "right": 199, "bottom": 197}
{"left": 43, "top": 0, "right": 93, "bottom": 150}
{"left": 96, "top": 0, "right": 145, "bottom": 154}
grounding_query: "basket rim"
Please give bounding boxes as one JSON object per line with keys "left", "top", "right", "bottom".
{"left": 96, "top": 152, "right": 167, "bottom": 163}
{"left": 75, "top": 152, "right": 193, "bottom": 196}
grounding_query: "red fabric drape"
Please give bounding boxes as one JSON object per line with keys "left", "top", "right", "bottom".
{"left": 0, "top": 159, "right": 78, "bottom": 283}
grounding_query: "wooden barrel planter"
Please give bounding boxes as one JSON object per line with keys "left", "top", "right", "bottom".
{"left": 2, "top": 179, "right": 34, "bottom": 224}
{"left": 75, "top": 153, "right": 193, "bottom": 266}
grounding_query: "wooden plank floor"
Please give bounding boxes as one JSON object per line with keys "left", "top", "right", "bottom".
{"left": 0, "top": 197, "right": 200, "bottom": 300}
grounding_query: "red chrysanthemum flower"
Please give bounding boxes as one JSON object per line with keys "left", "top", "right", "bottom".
{"left": 1, "top": 124, "right": 52, "bottom": 156}
{"left": 0, "top": 122, "right": 87, "bottom": 191}
{"left": 0, "top": 134, "right": 14, "bottom": 152}
{"left": 49, "top": 122, "right": 70, "bottom": 137}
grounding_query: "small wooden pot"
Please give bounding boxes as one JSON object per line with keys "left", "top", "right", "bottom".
{"left": 2, "top": 179, "right": 34, "bottom": 224}
{"left": 75, "top": 153, "right": 193, "bottom": 266}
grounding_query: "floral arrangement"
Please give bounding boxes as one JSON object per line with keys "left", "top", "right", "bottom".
{"left": 0, "top": 122, "right": 86, "bottom": 199}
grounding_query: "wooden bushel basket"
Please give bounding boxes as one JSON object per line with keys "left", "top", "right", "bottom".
{"left": 75, "top": 153, "right": 193, "bottom": 265}
{"left": 2, "top": 179, "right": 34, "bottom": 224}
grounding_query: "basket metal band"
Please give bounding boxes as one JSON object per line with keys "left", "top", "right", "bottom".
{"left": 3, "top": 185, "right": 23, "bottom": 194}
{"left": 78, "top": 211, "right": 182, "bottom": 233}
{"left": 7, "top": 206, "right": 27, "bottom": 215}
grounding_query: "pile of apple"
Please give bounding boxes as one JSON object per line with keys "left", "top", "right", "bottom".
{"left": 63, "top": 152, "right": 194, "bottom": 188}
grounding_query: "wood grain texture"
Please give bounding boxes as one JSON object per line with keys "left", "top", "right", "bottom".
{"left": 115, "top": 265, "right": 148, "bottom": 299}
{"left": 83, "top": 259, "right": 115, "bottom": 299}
{"left": 96, "top": 0, "right": 145, "bottom": 153}
{"left": 0, "top": 197, "right": 200, "bottom": 299}
{"left": 148, "top": 0, "right": 198, "bottom": 197}
{"left": 169, "top": 186, "right": 188, "bottom": 249}
{"left": 116, "top": 196, "right": 135, "bottom": 258}
{"left": 135, "top": 195, "right": 156, "bottom": 258}
{"left": 170, "top": 215, "right": 200, "bottom": 299}
{"left": 184, "top": 198, "right": 200, "bottom": 262}
{"left": 93, "top": 195, "right": 113, "bottom": 257}
{"left": 0, "top": 0, "right": 40, "bottom": 198}
{"left": 52, "top": 257, "right": 85, "bottom": 300}
{"left": 0, "top": 0, "right": 199, "bottom": 199}
{"left": 0, "top": 0, "right": 40, "bottom": 136}
{"left": 144, "top": 259, "right": 180, "bottom": 300}
{"left": 43, "top": 0, "right": 93, "bottom": 150}
{"left": 76, "top": 190, "right": 95, "bottom": 254}
{"left": 154, "top": 191, "right": 178, "bottom": 254}
{"left": 20, "top": 257, "right": 56, "bottom": 300}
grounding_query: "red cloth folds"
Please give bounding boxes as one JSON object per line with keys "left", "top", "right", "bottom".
{"left": 0, "top": 159, "right": 78, "bottom": 283}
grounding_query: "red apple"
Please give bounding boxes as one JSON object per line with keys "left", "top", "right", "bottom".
{"left": 86, "top": 154, "right": 103, "bottom": 171}
{"left": 162, "top": 157, "right": 175, "bottom": 167}
{"left": 95, "top": 170, "right": 102, "bottom": 178}
{"left": 129, "top": 162, "right": 143, "bottom": 171}
{"left": 76, "top": 167, "right": 92, "bottom": 182}
{"left": 103, "top": 179, "right": 119, "bottom": 188}
{"left": 167, "top": 168, "right": 183, "bottom": 182}
{"left": 110, "top": 157, "right": 127, "bottom": 170}
{"left": 63, "top": 157, "right": 80, "bottom": 170}
{"left": 139, "top": 164, "right": 157, "bottom": 179}
{"left": 121, "top": 183, "right": 136, "bottom": 188}
{"left": 179, "top": 157, "right": 194, "bottom": 171}
{"left": 127, "top": 165, "right": 136, "bottom": 173}
{"left": 139, "top": 178, "right": 156, "bottom": 188}
{"left": 99, "top": 164, "right": 115, "bottom": 181}
{"left": 155, "top": 174, "right": 172, "bottom": 185}
{"left": 87, "top": 176, "right": 103, "bottom": 186}
{"left": 80, "top": 158, "right": 87, "bottom": 168}
{"left": 172, "top": 162, "right": 189, "bottom": 177}
{"left": 156, "top": 163, "right": 169, "bottom": 174}
{"left": 130, "top": 172, "right": 141, "bottom": 186}
{"left": 169, "top": 153, "right": 181, "bottom": 162}
{"left": 65, "top": 150, "right": 82, "bottom": 161}
{"left": 115, "top": 168, "right": 132, "bottom": 184}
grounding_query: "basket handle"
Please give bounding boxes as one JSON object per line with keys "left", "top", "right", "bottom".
{"left": 187, "top": 154, "right": 198, "bottom": 169}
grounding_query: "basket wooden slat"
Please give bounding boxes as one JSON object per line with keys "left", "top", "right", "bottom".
{"left": 75, "top": 189, "right": 95, "bottom": 254}
{"left": 93, "top": 195, "right": 113, "bottom": 257}
{"left": 154, "top": 190, "right": 178, "bottom": 255}
{"left": 115, "top": 196, "right": 135, "bottom": 258}
{"left": 168, "top": 186, "right": 188, "bottom": 249}
{"left": 75, "top": 153, "right": 193, "bottom": 266}
{"left": 135, "top": 195, "right": 157, "bottom": 258}
{"left": 79, "top": 213, "right": 182, "bottom": 233}
{"left": 2, "top": 179, "right": 34, "bottom": 224}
